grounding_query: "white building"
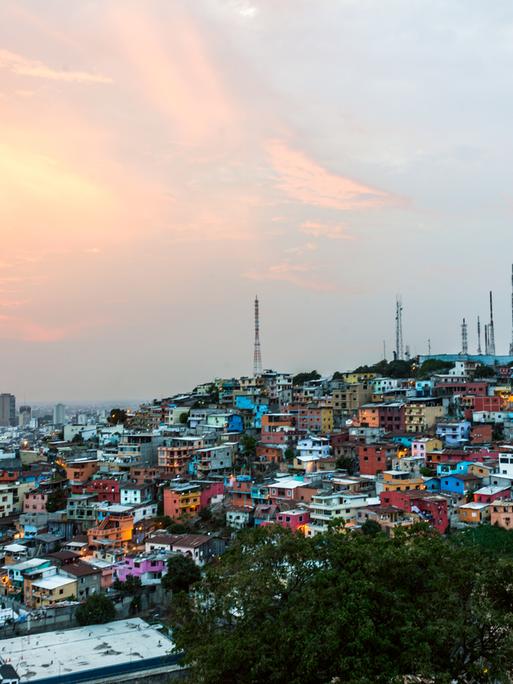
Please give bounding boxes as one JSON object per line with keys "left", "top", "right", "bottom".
{"left": 53, "top": 403, "right": 66, "bottom": 426}
{"left": 307, "top": 491, "right": 380, "bottom": 535}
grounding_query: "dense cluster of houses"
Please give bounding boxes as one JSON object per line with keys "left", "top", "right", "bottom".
{"left": 1, "top": 358, "right": 513, "bottom": 612}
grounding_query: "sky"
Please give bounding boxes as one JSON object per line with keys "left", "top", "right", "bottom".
{"left": 2, "top": 0, "right": 513, "bottom": 402}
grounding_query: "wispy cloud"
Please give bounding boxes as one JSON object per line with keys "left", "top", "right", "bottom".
{"left": 0, "top": 49, "right": 112, "bottom": 84}
{"left": 300, "top": 221, "right": 354, "bottom": 240}
{"left": 285, "top": 242, "right": 318, "bottom": 255}
{"left": 244, "top": 261, "right": 335, "bottom": 292}
{"left": 267, "top": 140, "right": 393, "bottom": 210}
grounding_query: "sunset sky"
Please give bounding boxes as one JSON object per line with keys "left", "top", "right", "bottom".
{"left": 2, "top": 0, "right": 513, "bottom": 402}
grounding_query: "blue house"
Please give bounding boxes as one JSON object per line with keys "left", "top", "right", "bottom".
{"left": 234, "top": 395, "right": 269, "bottom": 428}
{"left": 423, "top": 477, "right": 440, "bottom": 492}
{"left": 436, "top": 461, "right": 472, "bottom": 477}
{"left": 436, "top": 421, "right": 471, "bottom": 446}
{"left": 227, "top": 414, "right": 243, "bottom": 433}
{"left": 439, "top": 473, "right": 479, "bottom": 495}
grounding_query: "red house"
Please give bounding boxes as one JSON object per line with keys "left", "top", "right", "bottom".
{"left": 83, "top": 479, "right": 121, "bottom": 504}
{"left": 473, "top": 486, "right": 510, "bottom": 504}
{"left": 358, "top": 444, "right": 395, "bottom": 476}
{"left": 275, "top": 509, "right": 310, "bottom": 532}
{"left": 379, "top": 490, "right": 448, "bottom": 534}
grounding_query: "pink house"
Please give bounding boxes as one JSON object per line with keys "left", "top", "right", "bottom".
{"left": 114, "top": 554, "right": 168, "bottom": 585}
{"left": 199, "top": 481, "right": 224, "bottom": 509}
{"left": 23, "top": 490, "right": 48, "bottom": 513}
{"left": 473, "top": 486, "right": 511, "bottom": 505}
{"left": 276, "top": 509, "right": 311, "bottom": 532}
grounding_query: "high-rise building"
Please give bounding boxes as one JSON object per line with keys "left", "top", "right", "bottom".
{"left": 53, "top": 403, "right": 66, "bottom": 426}
{"left": 0, "top": 394, "right": 16, "bottom": 427}
{"left": 18, "top": 405, "right": 32, "bottom": 428}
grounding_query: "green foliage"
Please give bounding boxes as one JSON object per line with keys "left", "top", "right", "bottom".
{"left": 335, "top": 454, "right": 356, "bottom": 474}
{"left": 107, "top": 408, "right": 128, "bottom": 426}
{"left": 162, "top": 554, "right": 201, "bottom": 594}
{"left": 113, "top": 574, "right": 142, "bottom": 596}
{"left": 420, "top": 466, "right": 435, "bottom": 477}
{"left": 284, "top": 446, "right": 296, "bottom": 462}
{"left": 240, "top": 433, "right": 257, "bottom": 455}
{"left": 416, "top": 359, "right": 453, "bottom": 379}
{"left": 353, "top": 359, "right": 414, "bottom": 379}
{"left": 169, "top": 522, "right": 189, "bottom": 534}
{"left": 170, "top": 526, "right": 513, "bottom": 684}
{"left": 473, "top": 364, "right": 495, "bottom": 379}
{"left": 199, "top": 507, "right": 212, "bottom": 522}
{"left": 292, "top": 370, "right": 321, "bottom": 386}
{"left": 179, "top": 411, "right": 189, "bottom": 425}
{"left": 75, "top": 594, "right": 115, "bottom": 626}
{"left": 452, "top": 524, "right": 513, "bottom": 559}
{"left": 360, "top": 519, "right": 382, "bottom": 536}
{"left": 46, "top": 488, "right": 67, "bottom": 513}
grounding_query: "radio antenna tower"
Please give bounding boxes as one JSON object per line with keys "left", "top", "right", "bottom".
{"left": 477, "top": 316, "right": 482, "bottom": 355}
{"left": 510, "top": 265, "right": 513, "bottom": 355}
{"left": 395, "top": 296, "right": 404, "bottom": 361}
{"left": 253, "top": 295, "right": 262, "bottom": 376}
{"left": 489, "top": 291, "right": 496, "bottom": 355}
{"left": 461, "top": 318, "right": 468, "bottom": 355}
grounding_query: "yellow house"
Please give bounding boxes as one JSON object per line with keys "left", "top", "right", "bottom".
{"left": 404, "top": 404, "right": 445, "bottom": 433}
{"left": 31, "top": 575, "right": 77, "bottom": 607}
{"left": 320, "top": 406, "right": 334, "bottom": 434}
{"left": 458, "top": 502, "right": 490, "bottom": 525}
{"left": 382, "top": 470, "right": 426, "bottom": 493}
{"left": 341, "top": 372, "right": 377, "bottom": 384}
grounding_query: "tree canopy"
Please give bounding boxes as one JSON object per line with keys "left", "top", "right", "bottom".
{"left": 292, "top": 370, "right": 321, "bottom": 385}
{"left": 170, "top": 525, "right": 513, "bottom": 684}
{"left": 162, "top": 554, "right": 201, "bottom": 594}
{"left": 75, "top": 594, "right": 115, "bottom": 626}
{"left": 107, "top": 408, "right": 128, "bottom": 426}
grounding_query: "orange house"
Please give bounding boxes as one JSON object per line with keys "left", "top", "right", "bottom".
{"left": 65, "top": 459, "right": 100, "bottom": 486}
{"left": 87, "top": 510, "right": 133, "bottom": 549}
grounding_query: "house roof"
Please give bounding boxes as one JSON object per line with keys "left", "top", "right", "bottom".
{"left": 31, "top": 574, "right": 76, "bottom": 590}
{"left": 63, "top": 561, "right": 101, "bottom": 577}
{"left": 171, "top": 534, "right": 211, "bottom": 549}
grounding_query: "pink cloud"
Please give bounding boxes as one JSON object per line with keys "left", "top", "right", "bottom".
{"left": 109, "top": 6, "right": 240, "bottom": 146}
{"left": 244, "top": 262, "right": 335, "bottom": 292}
{"left": 0, "top": 49, "right": 112, "bottom": 84}
{"left": 300, "top": 221, "right": 354, "bottom": 240}
{"left": 267, "top": 140, "right": 394, "bottom": 210}
{"left": 0, "top": 314, "right": 99, "bottom": 342}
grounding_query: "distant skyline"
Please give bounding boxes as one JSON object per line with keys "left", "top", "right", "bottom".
{"left": 2, "top": 1, "right": 513, "bottom": 401}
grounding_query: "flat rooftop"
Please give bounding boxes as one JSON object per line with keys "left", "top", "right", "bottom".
{"left": 0, "top": 618, "right": 177, "bottom": 682}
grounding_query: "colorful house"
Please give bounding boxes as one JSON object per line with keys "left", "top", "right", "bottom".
{"left": 114, "top": 554, "right": 167, "bottom": 585}
{"left": 439, "top": 473, "right": 480, "bottom": 495}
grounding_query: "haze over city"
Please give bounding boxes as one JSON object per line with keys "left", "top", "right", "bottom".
{"left": 2, "top": 0, "right": 513, "bottom": 401}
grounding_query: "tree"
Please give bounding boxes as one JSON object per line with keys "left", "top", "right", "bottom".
{"left": 335, "top": 454, "right": 356, "bottom": 474}
{"left": 46, "top": 488, "right": 67, "bottom": 513}
{"left": 162, "top": 554, "right": 201, "bottom": 594}
{"left": 107, "top": 408, "right": 127, "bottom": 426}
{"left": 474, "top": 364, "right": 495, "bottom": 379}
{"left": 292, "top": 371, "right": 321, "bottom": 386}
{"left": 284, "top": 446, "right": 296, "bottom": 463}
{"left": 415, "top": 359, "right": 453, "bottom": 379}
{"left": 170, "top": 526, "right": 513, "bottom": 684}
{"left": 198, "top": 508, "right": 212, "bottom": 522}
{"left": 179, "top": 411, "right": 189, "bottom": 425}
{"left": 113, "top": 574, "right": 142, "bottom": 597}
{"left": 75, "top": 594, "right": 115, "bottom": 626}
{"left": 360, "top": 519, "right": 382, "bottom": 536}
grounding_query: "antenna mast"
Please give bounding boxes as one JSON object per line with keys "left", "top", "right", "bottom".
{"left": 395, "top": 296, "right": 404, "bottom": 361}
{"left": 253, "top": 295, "right": 262, "bottom": 376}
{"left": 510, "top": 265, "right": 513, "bottom": 355}
{"left": 489, "top": 291, "right": 496, "bottom": 355}
{"left": 461, "top": 318, "right": 468, "bottom": 355}
{"left": 477, "top": 316, "right": 482, "bottom": 355}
